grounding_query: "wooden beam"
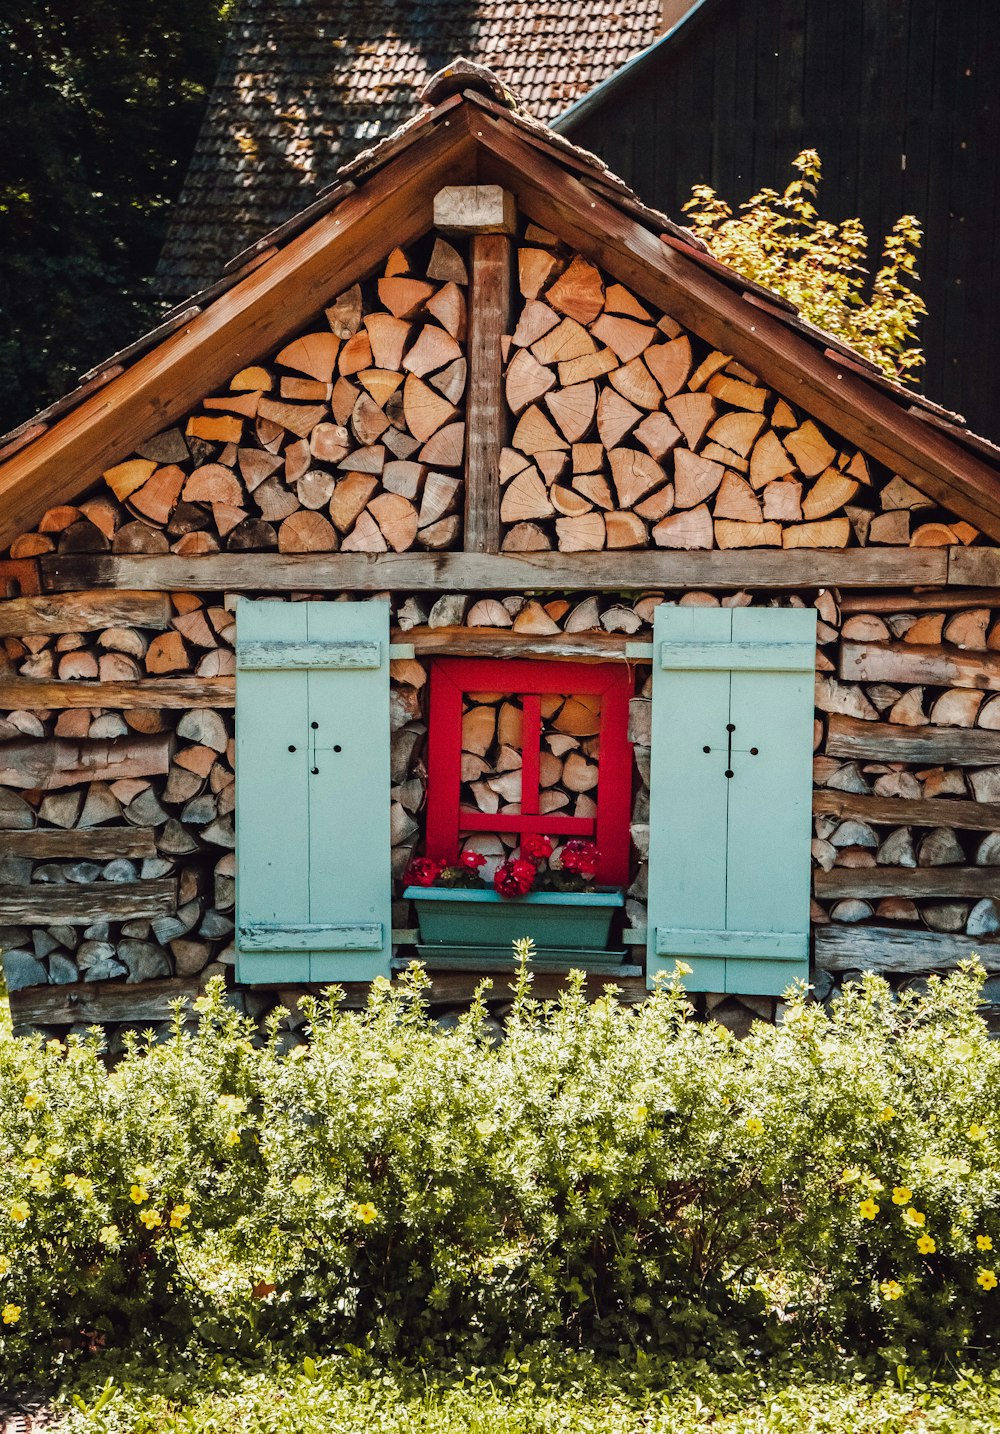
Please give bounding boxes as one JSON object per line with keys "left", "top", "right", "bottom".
{"left": 949, "top": 548, "right": 1000, "bottom": 587}
{"left": 841, "top": 638, "right": 1000, "bottom": 692}
{"left": 40, "top": 548, "right": 947, "bottom": 594}
{"left": 0, "top": 111, "right": 477, "bottom": 549}
{"left": 395, "top": 626, "right": 643, "bottom": 660}
{"left": 826, "top": 712, "right": 1000, "bottom": 765}
{"left": 472, "top": 113, "right": 1000, "bottom": 540}
{"left": 9, "top": 975, "right": 200, "bottom": 1027}
{"left": 839, "top": 587, "right": 1000, "bottom": 614}
{"left": 0, "top": 828, "right": 157, "bottom": 858}
{"left": 0, "top": 735, "right": 170, "bottom": 790}
{"left": 0, "top": 878, "right": 177, "bottom": 923}
{"left": 815, "top": 923, "right": 1000, "bottom": 973}
{"left": 815, "top": 867, "right": 997, "bottom": 898}
{"left": 813, "top": 789, "right": 1000, "bottom": 831}
{"left": 0, "top": 677, "right": 233, "bottom": 710}
{"left": 464, "top": 231, "right": 510, "bottom": 552}
{"left": 0, "top": 590, "right": 171, "bottom": 636}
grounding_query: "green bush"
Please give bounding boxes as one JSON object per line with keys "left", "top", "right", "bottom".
{"left": 0, "top": 961, "right": 998, "bottom": 1381}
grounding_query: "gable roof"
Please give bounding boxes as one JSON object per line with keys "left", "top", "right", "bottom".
{"left": 155, "top": 0, "right": 663, "bottom": 297}
{"left": 3, "top": 65, "right": 1000, "bottom": 553}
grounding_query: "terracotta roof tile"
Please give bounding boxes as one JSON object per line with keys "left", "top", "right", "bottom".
{"left": 155, "top": 0, "right": 662, "bottom": 296}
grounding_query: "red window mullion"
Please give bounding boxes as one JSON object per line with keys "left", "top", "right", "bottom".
{"left": 426, "top": 664, "right": 464, "bottom": 864}
{"left": 459, "top": 812, "right": 595, "bottom": 836}
{"left": 519, "top": 695, "right": 542, "bottom": 816}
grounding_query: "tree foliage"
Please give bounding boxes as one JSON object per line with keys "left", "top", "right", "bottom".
{"left": 683, "top": 150, "right": 927, "bottom": 385}
{"left": 0, "top": 2, "right": 229, "bottom": 433}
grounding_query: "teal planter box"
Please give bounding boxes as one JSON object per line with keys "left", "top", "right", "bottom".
{"left": 404, "top": 885, "right": 623, "bottom": 953}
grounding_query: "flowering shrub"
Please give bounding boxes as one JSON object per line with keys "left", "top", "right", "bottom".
{"left": 0, "top": 962, "right": 998, "bottom": 1380}
{"left": 405, "top": 838, "right": 602, "bottom": 898}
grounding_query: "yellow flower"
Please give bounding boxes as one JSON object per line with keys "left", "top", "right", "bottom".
{"left": 22, "top": 1093, "right": 41, "bottom": 1111}
{"left": 878, "top": 1106, "right": 896, "bottom": 1122}
{"left": 916, "top": 1234, "right": 936, "bottom": 1255}
{"left": 129, "top": 1184, "right": 149, "bottom": 1205}
{"left": 62, "top": 1174, "right": 78, "bottom": 1189}
{"left": 745, "top": 1117, "right": 764, "bottom": 1135}
{"left": 977, "top": 1268, "right": 998, "bottom": 1291}
{"left": 28, "top": 1172, "right": 50, "bottom": 1193}
{"left": 863, "top": 1176, "right": 885, "bottom": 1194}
{"left": 224, "top": 1129, "right": 241, "bottom": 1147}
{"left": 475, "top": 1119, "right": 498, "bottom": 1137}
{"left": 977, "top": 1235, "right": 993, "bottom": 1252}
{"left": 840, "top": 1167, "right": 861, "bottom": 1185}
{"left": 902, "top": 1207, "right": 926, "bottom": 1229}
{"left": 675, "top": 960, "right": 693, "bottom": 976}
{"left": 967, "top": 1123, "right": 988, "bottom": 1142}
{"left": 1, "top": 1304, "right": 21, "bottom": 1325}
{"left": 353, "top": 1202, "right": 379, "bottom": 1225}
{"left": 891, "top": 1187, "right": 912, "bottom": 1205}
{"left": 74, "top": 1177, "right": 94, "bottom": 1201}
{"left": 216, "top": 1095, "right": 247, "bottom": 1115}
{"left": 99, "top": 1225, "right": 119, "bottom": 1246}
{"left": 858, "top": 1199, "right": 879, "bottom": 1220}
{"left": 0, "top": 1256, "right": 10, "bottom": 1277}
{"left": 9, "top": 1202, "right": 29, "bottom": 1224}
{"left": 169, "top": 1203, "right": 191, "bottom": 1230}
{"left": 879, "top": 1280, "right": 903, "bottom": 1302}
{"left": 950, "top": 1158, "right": 972, "bottom": 1176}
{"left": 22, "top": 1137, "right": 38, "bottom": 1155}
{"left": 291, "top": 1174, "right": 313, "bottom": 1197}
{"left": 134, "top": 1165, "right": 156, "bottom": 1183}
{"left": 139, "top": 1208, "right": 162, "bottom": 1230}
{"left": 21, "top": 1158, "right": 42, "bottom": 1175}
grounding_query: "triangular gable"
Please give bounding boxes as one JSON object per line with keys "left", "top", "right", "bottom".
{"left": 2, "top": 76, "right": 1000, "bottom": 556}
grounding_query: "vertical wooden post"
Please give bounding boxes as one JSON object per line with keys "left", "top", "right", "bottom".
{"left": 464, "top": 232, "right": 511, "bottom": 553}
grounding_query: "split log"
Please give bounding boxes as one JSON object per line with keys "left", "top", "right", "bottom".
{"left": 277, "top": 510, "right": 338, "bottom": 553}
{"left": 573, "top": 471, "right": 615, "bottom": 510}
{"left": 665, "top": 393, "right": 716, "bottom": 448}
{"left": 590, "top": 313, "right": 654, "bottom": 362}
{"left": 605, "top": 511, "right": 648, "bottom": 548}
{"left": 545, "top": 255, "right": 604, "bottom": 324}
{"left": 652, "top": 505, "right": 713, "bottom": 549}
{"left": 417, "top": 516, "right": 460, "bottom": 549}
{"left": 340, "top": 511, "right": 388, "bottom": 553}
{"left": 597, "top": 389, "right": 641, "bottom": 448}
{"left": 557, "top": 348, "right": 617, "bottom": 386}
{"left": 801, "top": 469, "right": 859, "bottom": 520}
{"left": 531, "top": 317, "right": 594, "bottom": 365}
{"left": 761, "top": 480, "right": 802, "bottom": 522}
{"left": 555, "top": 513, "right": 606, "bottom": 551}
{"left": 608, "top": 448, "right": 667, "bottom": 508}
{"left": 417, "top": 472, "right": 461, "bottom": 528}
{"left": 782, "top": 518, "right": 850, "bottom": 548}
{"left": 329, "top": 474, "right": 379, "bottom": 532}
{"left": 841, "top": 640, "right": 1000, "bottom": 693}
{"left": 644, "top": 337, "right": 691, "bottom": 398}
{"left": 419, "top": 422, "right": 465, "bottom": 467}
{"left": 608, "top": 357, "right": 661, "bottom": 409}
{"left": 505, "top": 349, "right": 555, "bottom": 413}
{"left": 501, "top": 523, "right": 551, "bottom": 551}
{"left": 365, "top": 314, "right": 410, "bottom": 370}
{"left": 550, "top": 485, "right": 593, "bottom": 517}
{"left": 545, "top": 382, "right": 597, "bottom": 442}
{"left": 633, "top": 412, "right": 681, "bottom": 460}
{"left": 500, "top": 467, "right": 554, "bottom": 523}
{"left": 426, "top": 283, "right": 466, "bottom": 340}
{"left": 511, "top": 406, "right": 567, "bottom": 455}
{"left": 369, "top": 493, "right": 418, "bottom": 552}
{"left": 377, "top": 276, "right": 435, "bottom": 318}
{"left": 785, "top": 420, "right": 836, "bottom": 476}
{"left": 403, "top": 375, "right": 457, "bottom": 441}
{"left": 673, "top": 450, "right": 725, "bottom": 509}
{"left": 714, "top": 520, "right": 781, "bottom": 548}
{"left": 276, "top": 332, "right": 340, "bottom": 382}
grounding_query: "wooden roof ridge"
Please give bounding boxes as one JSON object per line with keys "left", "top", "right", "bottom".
{"left": 1, "top": 66, "right": 1000, "bottom": 548}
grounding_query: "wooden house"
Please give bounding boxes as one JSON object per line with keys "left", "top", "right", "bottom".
{"left": 2, "top": 62, "right": 1000, "bottom": 1041}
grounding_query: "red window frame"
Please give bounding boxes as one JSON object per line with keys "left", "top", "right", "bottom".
{"left": 425, "top": 657, "right": 634, "bottom": 886}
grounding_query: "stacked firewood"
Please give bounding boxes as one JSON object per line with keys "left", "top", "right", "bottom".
{"left": 811, "top": 588, "right": 1000, "bottom": 941}
{"left": 8, "top": 238, "right": 469, "bottom": 563}
{"left": 500, "top": 232, "right": 981, "bottom": 553}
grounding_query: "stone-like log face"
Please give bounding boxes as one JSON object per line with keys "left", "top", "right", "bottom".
{"left": 500, "top": 227, "right": 982, "bottom": 555}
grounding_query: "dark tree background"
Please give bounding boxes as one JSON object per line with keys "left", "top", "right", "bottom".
{"left": 0, "top": 1, "right": 228, "bottom": 433}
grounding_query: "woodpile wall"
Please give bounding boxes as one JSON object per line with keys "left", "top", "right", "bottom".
{"left": 2, "top": 221, "right": 999, "bottom": 1038}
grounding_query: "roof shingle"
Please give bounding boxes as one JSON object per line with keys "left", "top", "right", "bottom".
{"left": 155, "top": 0, "right": 662, "bottom": 297}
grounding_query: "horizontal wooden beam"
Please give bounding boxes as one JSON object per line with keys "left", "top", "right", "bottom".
{"left": 815, "top": 867, "right": 997, "bottom": 898}
{"left": 826, "top": 713, "right": 1000, "bottom": 765}
{"left": 948, "top": 549, "right": 1000, "bottom": 587}
{"left": 0, "top": 734, "right": 170, "bottom": 789}
{"left": 0, "top": 828, "right": 157, "bottom": 858}
{"left": 8, "top": 963, "right": 645, "bottom": 1027}
{"left": 813, "top": 789, "right": 1000, "bottom": 831}
{"left": 9, "top": 975, "right": 200, "bottom": 1026}
{"left": 0, "top": 677, "right": 233, "bottom": 710}
{"left": 0, "top": 878, "right": 177, "bottom": 923}
{"left": 841, "top": 638, "right": 1000, "bottom": 692}
{"left": 815, "top": 923, "right": 1000, "bottom": 973}
{"left": 40, "top": 548, "right": 948, "bottom": 594}
{"left": 396, "top": 627, "right": 643, "bottom": 661}
{"left": 839, "top": 587, "right": 1000, "bottom": 614}
{"left": 0, "top": 590, "right": 171, "bottom": 636}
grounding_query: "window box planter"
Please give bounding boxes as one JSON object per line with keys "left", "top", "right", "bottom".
{"left": 404, "top": 885, "right": 624, "bottom": 964}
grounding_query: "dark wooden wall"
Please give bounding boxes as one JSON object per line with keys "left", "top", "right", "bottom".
{"left": 563, "top": 0, "right": 1000, "bottom": 441}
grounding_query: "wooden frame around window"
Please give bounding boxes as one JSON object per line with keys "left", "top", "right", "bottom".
{"left": 425, "top": 656, "right": 634, "bottom": 885}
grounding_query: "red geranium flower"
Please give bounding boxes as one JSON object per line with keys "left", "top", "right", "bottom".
{"left": 560, "top": 840, "right": 600, "bottom": 878}
{"left": 405, "top": 855, "right": 445, "bottom": 887}
{"left": 493, "top": 858, "right": 537, "bottom": 898}
{"left": 458, "top": 850, "right": 487, "bottom": 870}
{"left": 521, "top": 834, "right": 553, "bottom": 861}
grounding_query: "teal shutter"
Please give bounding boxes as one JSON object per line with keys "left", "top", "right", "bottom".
{"left": 646, "top": 605, "right": 816, "bottom": 996}
{"left": 235, "top": 599, "right": 392, "bottom": 983}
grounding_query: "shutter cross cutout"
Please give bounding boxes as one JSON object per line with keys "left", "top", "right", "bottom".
{"left": 703, "top": 722, "right": 759, "bottom": 779}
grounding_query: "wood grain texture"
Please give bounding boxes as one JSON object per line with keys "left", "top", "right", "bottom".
{"left": 0, "top": 590, "right": 171, "bottom": 636}
{"left": 813, "top": 788, "right": 1000, "bottom": 831}
{"left": 0, "top": 677, "right": 234, "bottom": 709}
{"left": 826, "top": 713, "right": 1000, "bottom": 765}
{"left": 841, "top": 639, "right": 1000, "bottom": 692}
{"left": 815, "top": 923, "right": 1000, "bottom": 973}
{"left": 838, "top": 587, "right": 1000, "bottom": 614}
{"left": 814, "top": 867, "right": 998, "bottom": 898}
{"left": 0, "top": 878, "right": 176, "bottom": 922}
{"left": 0, "top": 828, "right": 157, "bottom": 858}
{"left": 396, "top": 626, "right": 642, "bottom": 661}
{"left": 0, "top": 735, "right": 170, "bottom": 789}
{"left": 464, "top": 232, "right": 510, "bottom": 552}
{"left": 41, "top": 548, "right": 946, "bottom": 594}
